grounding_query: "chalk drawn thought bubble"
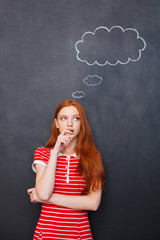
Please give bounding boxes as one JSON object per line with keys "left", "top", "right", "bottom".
{"left": 72, "top": 91, "right": 85, "bottom": 98}
{"left": 75, "top": 26, "right": 146, "bottom": 66}
{"left": 83, "top": 75, "right": 102, "bottom": 86}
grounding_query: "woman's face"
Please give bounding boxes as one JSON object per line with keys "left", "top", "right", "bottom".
{"left": 55, "top": 106, "right": 81, "bottom": 139}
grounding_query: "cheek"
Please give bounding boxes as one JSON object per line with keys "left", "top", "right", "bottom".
{"left": 57, "top": 122, "right": 67, "bottom": 131}
{"left": 76, "top": 122, "right": 81, "bottom": 133}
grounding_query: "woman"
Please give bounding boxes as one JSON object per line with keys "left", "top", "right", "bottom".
{"left": 27, "top": 99, "right": 105, "bottom": 240}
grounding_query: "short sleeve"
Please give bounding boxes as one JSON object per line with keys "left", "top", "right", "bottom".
{"left": 32, "top": 147, "right": 50, "bottom": 173}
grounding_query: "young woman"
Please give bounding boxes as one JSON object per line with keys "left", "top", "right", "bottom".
{"left": 27, "top": 99, "right": 105, "bottom": 240}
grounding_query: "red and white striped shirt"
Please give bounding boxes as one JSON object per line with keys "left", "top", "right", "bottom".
{"left": 32, "top": 146, "right": 93, "bottom": 240}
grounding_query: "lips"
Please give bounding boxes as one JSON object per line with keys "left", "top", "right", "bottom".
{"left": 67, "top": 129, "right": 74, "bottom": 133}
{"left": 69, "top": 129, "right": 74, "bottom": 133}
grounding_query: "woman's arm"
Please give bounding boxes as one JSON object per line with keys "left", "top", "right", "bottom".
{"left": 34, "top": 148, "right": 59, "bottom": 201}
{"left": 47, "top": 189, "right": 102, "bottom": 211}
{"left": 27, "top": 188, "right": 102, "bottom": 211}
{"left": 34, "top": 130, "right": 73, "bottom": 201}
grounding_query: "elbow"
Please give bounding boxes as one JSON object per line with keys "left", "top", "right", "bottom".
{"left": 39, "top": 194, "right": 50, "bottom": 202}
{"left": 92, "top": 203, "right": 100, "bottom": 211}
{"left": 88, "top": 190, "right": 102, "bottom": 211}
{"left": 36, "top": 188, "right": 51, "bottom": 202}
{"left": 91, "top": 200, "right": 100, "bottom": 211}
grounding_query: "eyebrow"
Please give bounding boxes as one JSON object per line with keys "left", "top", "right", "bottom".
{"left": 59, "top": 114, "right": 80, "bottom": 117}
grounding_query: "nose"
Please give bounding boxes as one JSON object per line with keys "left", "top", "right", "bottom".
{"left": 67, "top": 118, "right": 73, "bottom": 127}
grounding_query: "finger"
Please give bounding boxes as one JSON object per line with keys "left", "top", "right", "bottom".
{"left": 58, "top": 135, "right": 72, "bottom": 145}
{"left": 61, "top": 140, "right": 68, "bottom": 148}
{"left": 61, "top": 135, "right": 73, "bottom": 141}
{"left": 61, "top": 129, "right": 73, "bottom": 135}
{"left": 60, "top": 136, "right": 72, "bottom": 143}
{"left": 65, "top": 137, "right": 71, "bottom": 146}
{"left": 30, "top": 193, "right": 37, "bottom": 203}
{"left": 31, "top": 195, "right": 35, "bottom": 203}
{"left": 27, "top": 188, "right": 34, "bottom": 194}
{"left": 30, "top": 193, "right": 33, "bottom": 199}
{"left": 61, "top": 136, "right": 72, "bottom": 147}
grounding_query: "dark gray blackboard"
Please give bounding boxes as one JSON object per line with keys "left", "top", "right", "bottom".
{"left": 0, "top": 0, "right": 160, "bottom": 239}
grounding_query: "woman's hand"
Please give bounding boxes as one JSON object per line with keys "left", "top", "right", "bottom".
{"left": 53, "top": 129, "right": 73, "bottom": 153}
{"left": 27, "top": 188, "right": 42, "bottom": 203}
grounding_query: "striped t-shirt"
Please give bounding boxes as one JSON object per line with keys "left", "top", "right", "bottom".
{"left": 32, "top": 146, "right": 93, "bottom": 240}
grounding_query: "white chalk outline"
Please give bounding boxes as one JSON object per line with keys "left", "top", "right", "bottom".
{"left": 83, "top": 75, "right": 103, "bottom": 86}
{"left": 75, "top": 26, "right": 146, "bottom": 66}
{"left": 72, "top": 90, "right": 85, "bottom": 98}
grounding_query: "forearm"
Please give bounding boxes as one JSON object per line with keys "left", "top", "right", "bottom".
{"left": 36, "top": 149, "right": 58, "bottom": 200}
{"left": 45, "top": 190, "right": 102, "bottom": 211}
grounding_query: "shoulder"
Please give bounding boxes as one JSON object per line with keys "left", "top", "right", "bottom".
{"left": 34, "top": 146, "right": 51, "bottom": 159}
{"left": 32, "top": 146, "right": 51, "bottom": 173}
{"left": 35, "top": 146, "right": 51, "bottom": 154}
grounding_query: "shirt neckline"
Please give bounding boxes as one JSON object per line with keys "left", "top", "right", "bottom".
{"left": 58, "top": 152, "right": 77, "bottom": 158}
{"left": 50, "top": 149, "right": 78, "bottom": 158}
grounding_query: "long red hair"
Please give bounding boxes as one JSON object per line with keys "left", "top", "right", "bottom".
{"left": 45, "top": 99, "right": 105, "bottom": 194}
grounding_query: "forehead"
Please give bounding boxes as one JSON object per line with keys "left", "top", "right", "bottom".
{"left": 58, "top": 106, "right": 79, "bottom": 116}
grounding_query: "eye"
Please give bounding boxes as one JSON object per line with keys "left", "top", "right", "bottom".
{"left": 61, "top": 117, "right": 67, "bottom": 121}
{"left": 74, "top": 117, "right": 80, "bottom": 121}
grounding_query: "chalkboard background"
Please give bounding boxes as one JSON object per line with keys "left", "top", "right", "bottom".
{"left": 0, "top": 0, "right": 160, "bottom": 239}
